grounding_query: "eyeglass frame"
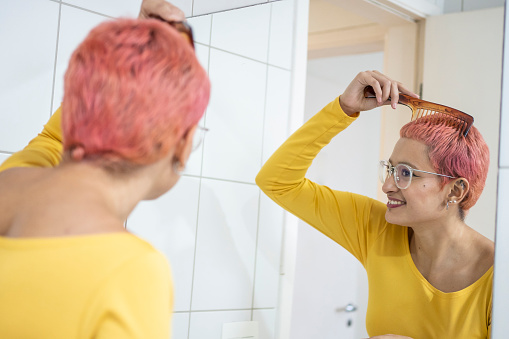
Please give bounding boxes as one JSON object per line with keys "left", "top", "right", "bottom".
{"left": 378, "top": 160, "right": 456, "bottom": 190}
{"left": 191, "top": 126, "right": 209, "bottom": 152}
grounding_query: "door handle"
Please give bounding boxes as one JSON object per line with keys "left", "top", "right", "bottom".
{"left": 335, "top": 303, "right": 357, "bottom": 313}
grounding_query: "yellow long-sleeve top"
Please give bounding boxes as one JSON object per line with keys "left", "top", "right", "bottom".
{"left": 0, "top": 109, "right": 173, "bottom": 338}
{"left": 256, "top": 98, "right": 493, "bottom": 339}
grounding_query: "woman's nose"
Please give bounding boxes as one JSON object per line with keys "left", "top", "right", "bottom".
{"left": 382, "top": 172, "right": 399, "bottom": 194}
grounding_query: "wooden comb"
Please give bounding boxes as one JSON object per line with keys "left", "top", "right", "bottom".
{"left": 364, "top": 86, "right": 474, "bottom": 137}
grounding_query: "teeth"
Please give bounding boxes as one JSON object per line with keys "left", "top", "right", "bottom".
{"left": 388, "top": 200, "right": 405, "bottom": 205}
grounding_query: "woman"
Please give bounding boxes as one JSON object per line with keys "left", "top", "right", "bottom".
{"left": 256, "top": 70, "right": 493, "bottom": 339}
{"left": 0, "top": 1, "right": 209, "bottom": 337}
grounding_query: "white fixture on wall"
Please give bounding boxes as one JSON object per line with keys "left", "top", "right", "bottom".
{"left": 222, "top": 321, "right": 259, "bottom": 339}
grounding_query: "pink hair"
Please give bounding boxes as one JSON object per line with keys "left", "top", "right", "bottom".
{"left": 62, "top": 18, "right": 210, "bottom": 170}
{"left": 400, "top": 116, "right": 489, "bottom": 211}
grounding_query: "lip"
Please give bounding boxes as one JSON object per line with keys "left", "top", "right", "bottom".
{"left": 387, "top": 197, "right": 406, "bottom": 209}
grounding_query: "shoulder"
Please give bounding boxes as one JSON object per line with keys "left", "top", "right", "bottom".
{"left": 467, "top": 228, "right": 494, "bottom": 283}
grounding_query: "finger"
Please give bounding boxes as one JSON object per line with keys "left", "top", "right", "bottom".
{"left": 362, "top": 72, "right": 383, "bottom": 104}
{"left": 396, "top": 82, "right": 419, "bottom": 98}
{"left": 156, "top": 3, "right": 186, "bottom": 21}
{"left": 370, "top": 71, "right": 392, "bottom": 104}
{"left": 390, "top": 81, "right": 399, "bottom": 109}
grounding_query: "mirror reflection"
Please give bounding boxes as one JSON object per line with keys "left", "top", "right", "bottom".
{"left": 284, "top": 0, "right": 504, "bottom": 338}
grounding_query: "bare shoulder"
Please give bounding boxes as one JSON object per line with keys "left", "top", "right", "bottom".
{"left": 0, "top": 167, "right": 50, "bottom": 235}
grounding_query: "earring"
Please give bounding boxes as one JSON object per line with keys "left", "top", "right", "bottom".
{"left": 446, "top": 200, "right": 457, "bottom": 210}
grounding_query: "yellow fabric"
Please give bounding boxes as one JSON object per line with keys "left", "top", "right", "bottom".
{"left": 256, "top": 97, "right": 492, "bottom": 339}
{"left": 0, "top": 233, "right": 173, "bottom": 339}
{"left": 0, "top": 107, "right": 63, "bottom": 172}
{"left": 0, "top": 108, "right": 174, "bottom": 338}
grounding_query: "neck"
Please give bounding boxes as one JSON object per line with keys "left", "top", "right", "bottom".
{"left": 55, "top": 161, "right": 159, "bottom": 223}
{"left": 409, "top": 215, "right": 468, "bottom": 263}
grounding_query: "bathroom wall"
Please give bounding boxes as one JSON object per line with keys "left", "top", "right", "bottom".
{"left": 0, "top": 1, "right": 296, "bottom": 338}
{"left": 492, "top": 3, "right": 509, "bottom": 338}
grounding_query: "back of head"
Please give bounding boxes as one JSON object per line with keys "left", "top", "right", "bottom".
{"left": 62, "top": 18, "right": 210, "bottom": 171}
{"left": 400, "top": 115, "right": 489, "bottom": 211}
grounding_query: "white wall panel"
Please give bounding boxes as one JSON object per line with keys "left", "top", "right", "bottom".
{"left": 262, "top": 66, "right": 291, "bottom": 163}
{"left": 0, "top": 0, "right": 59, "bottom": 153}
{"left": 192, "top": 179, "right": 259, "bottom": 310}
{"left": 187, "top": 14, "right": 212, "bottom": 45}
{"left": 253, "top": 309, "right": 276, "bottom": 339}
{"left": 193, "top": 0, "right": 268, "bottom": 16}
{"left": 62, "top": 0, "right": 140, "bottom": 17}
{"left": 253, "top": 191, "right": 285, "bottom": 309}
{"left": 172, "top": 312, "right": 190, "bottom": 339}
{"left": 183, "top": 43, "right": 210, "bottom": 177}
{"left": 463, "top": 0, "right": 504, "bottom": 11}
{"left": 492, "top": 168, "right": 509, "bottom": 338}
{"left": 202, "top": 49, "right": 266, "bottom": 183}
{"left": 52, "top": 5, "right": 109, "bottom": 113}
{"left": 127, "top": 177, "right": 201, "bottom": 312}
{"left": 211, "top": 4, "right": 271, "bottom": 62}
{"left": 268, "top": 0, "right": 294, "bottom": 69}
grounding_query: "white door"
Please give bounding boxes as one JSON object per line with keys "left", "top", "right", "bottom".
{"left": 289, "top": 222, "right": 365, "bottom": 339}
{"left": 288, "top": 52, "right": 384, "bottom": 339}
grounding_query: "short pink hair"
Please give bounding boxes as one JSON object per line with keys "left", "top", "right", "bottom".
{"left": 400, "top": 117, "right": 489, "bottom": 211}
{"left": 62, "top": 18, "right": 210, "bottom": 170}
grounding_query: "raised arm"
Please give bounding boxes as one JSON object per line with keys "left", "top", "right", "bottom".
{"left": 0, "top": 108, "right": 63, "bottom": 173}
{"left": 255, "top": 71, "right": 418, "bottom": 264}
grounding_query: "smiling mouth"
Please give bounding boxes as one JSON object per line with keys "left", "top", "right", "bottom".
{"left": 387, "top": 199, "right": 406, "bottom": 208}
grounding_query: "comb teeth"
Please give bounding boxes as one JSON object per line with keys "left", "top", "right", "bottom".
{"left": 410, "top": 108, "right": 469, "bottom": 136}
{"left": 363, "top": 86, "right": 474, "bottom": 137}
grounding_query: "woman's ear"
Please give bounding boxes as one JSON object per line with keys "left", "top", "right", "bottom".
{"left": 447, "top": 178, "right": 469, "bottom": 204}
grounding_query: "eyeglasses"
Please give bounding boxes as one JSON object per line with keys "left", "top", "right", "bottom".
{"left": 150, "top": 16, "right": 195, "bottom": 49}
{"left": 378, "top": 160, "right": 456, "bottom": 190}
{"left": 192, "top": 126, "right": 208, "bottom": 151}
{"left": 167, "top": 21, "right": 194, "bottom": 49}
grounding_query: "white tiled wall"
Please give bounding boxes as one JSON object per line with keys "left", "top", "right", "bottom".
{"left": 443, "top": 0, "right": 504, "bottom": 13}
{"left": 492, "top": 3, "right": 509, "bottom": 338}
{"left": 0, "top": 0, "right": 59, "bottom": 153}
{"left": 0, "top": 1, "right": 295, "bottom": 339}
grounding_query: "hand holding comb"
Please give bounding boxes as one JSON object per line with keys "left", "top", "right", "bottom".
{"left": 363, "top": 86, "right": 474, "bottom": 137}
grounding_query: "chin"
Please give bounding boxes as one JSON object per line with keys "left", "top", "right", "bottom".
{"left": 384, "top": 209, "right": 410, "bottom": 227}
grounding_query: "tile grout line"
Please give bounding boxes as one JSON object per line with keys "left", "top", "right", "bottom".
{"left": 175, "top": 307, "right": 275, "bottom": 314}
{"left": 191, "top": 2, "right": 278, "bottom": 17}
{"left": 251, "top": 190, "right": 263, "bottom": 321}
{"left": 182, "top": 174, "right": 257, "bottom": 186}
{"left": 208, "top": 45, "right": 291, "bottom": 71}
{"left": 186, "top": 19, "right": 212, "bottom": 338}
{"left": 60, "top": 2, "right": 114, "bottom": 19}
{"left": 251, "top": 2, "right": 274, "bottom": 321}
{"left": 49, "top": 2, "right": 63, "bottom": 117}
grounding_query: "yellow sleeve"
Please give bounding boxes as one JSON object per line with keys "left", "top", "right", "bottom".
{"left": 0, "top": 107, "right": 63, "bottom": 172}
{"left": 85, "top": 252, "right": 173, "bottom": 339}
{"left": 256, "top": 97, "right": 388, "bottom": 265}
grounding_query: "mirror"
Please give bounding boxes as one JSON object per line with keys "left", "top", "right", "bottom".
{"left": 288, "top": 0, "right": 505, "bottom": 338}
